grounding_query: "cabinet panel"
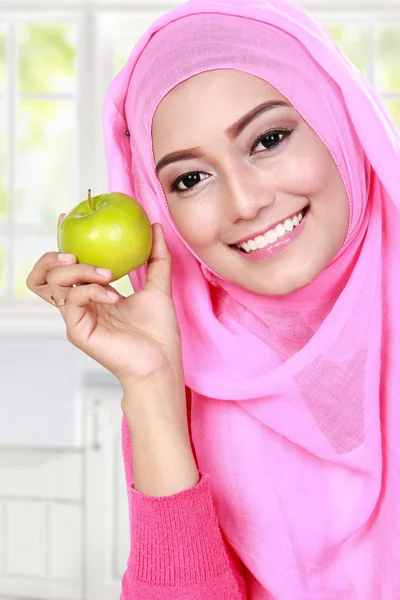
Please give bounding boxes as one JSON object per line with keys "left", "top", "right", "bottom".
{"left": 49, "top": 502, "right": 83, "bottom": 581}
{"left": 5, "top": 499, "right": 46, "bottom": 577}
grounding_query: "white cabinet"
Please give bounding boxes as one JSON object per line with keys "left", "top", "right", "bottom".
{"left": 0, "top": 378, "right": 130, "bottom": 600}
{"left": 0, "top": 447, "right": 85, "bottom": 599}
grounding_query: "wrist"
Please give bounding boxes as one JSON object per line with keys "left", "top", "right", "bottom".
{"left": 121, "top": 370, "right": 188, "bottom": 434}
{"left": 122, "top": 385, "right": 199, "bottom": 497}
{"left": 131, "top": 429, "right": 199, "bottom": 496}
{"left": 119, "top": 364, "right": 185, "bottom": 398}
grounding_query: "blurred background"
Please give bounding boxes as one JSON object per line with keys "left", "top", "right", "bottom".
{"left": 0, "top": 0, "right": 399, "bottom": 598}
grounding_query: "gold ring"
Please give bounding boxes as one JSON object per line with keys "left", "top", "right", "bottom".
{"left": 50, "top": 295, "right": 67, "bottom": 307}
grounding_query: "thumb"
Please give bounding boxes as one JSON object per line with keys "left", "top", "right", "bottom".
{"left": 145, "top": 223, "right": 173, "bottom": 296}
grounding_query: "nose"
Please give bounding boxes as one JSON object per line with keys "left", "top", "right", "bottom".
{"left": 224, "top": 169, "right": 276, "bottom": 223}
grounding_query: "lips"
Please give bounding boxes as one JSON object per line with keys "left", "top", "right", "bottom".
{"left": 230, "top": 204, "right": 309, "bottom": 261}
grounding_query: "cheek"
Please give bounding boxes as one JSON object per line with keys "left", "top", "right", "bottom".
{"left": 277, "top": 144, "right": 336, "bottom": 197}
{"left": 168, "top": 202, "right": 221, "bottom": 250}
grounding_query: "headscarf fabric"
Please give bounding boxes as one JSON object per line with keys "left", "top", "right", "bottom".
{"left": 103, "top": 0, "right": 400, "bottom": 597}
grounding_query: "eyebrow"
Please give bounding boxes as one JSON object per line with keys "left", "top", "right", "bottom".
{"left": 155, "top": 99, "right": 291, "bottom": 175}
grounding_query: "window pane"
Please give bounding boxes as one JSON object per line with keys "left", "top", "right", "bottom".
{"left": 16, "top": 100, "right": 78, "bottom": 231}
{"left": 0, "top": 24, "right": 6, "bottom": 91}
{"left": 377, "top": 25, "right": 400, "bottom": 93}
{"left": 0, "top": 96, "right": 7, "bottom": 221}
{"left": 385, "top": 98, "right": 400, "bottom": 130}
{"left": 14, "top": 235, "right": 56, "bottom": 299}
{"left": 324, "top": 23, "right": 369, "bottom": 76}
{"left": 98, "top": 12, "right": 165, "bottom": 75}
{"left": 18, "top": 22, "right": 77, "bottom": 95}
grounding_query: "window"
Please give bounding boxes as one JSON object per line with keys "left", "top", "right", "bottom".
{"left": 0, "top": 1, "right": 399, "bottom": 317}
{"left": 321, "top": 17, "right": 400, "bottom": 123}
{"left": 0, "top": 13, "right": 80, "bottom": 308}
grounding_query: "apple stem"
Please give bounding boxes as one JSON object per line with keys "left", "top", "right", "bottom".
{"left": 88, "top": 189, "right": 93, "bottom": 212}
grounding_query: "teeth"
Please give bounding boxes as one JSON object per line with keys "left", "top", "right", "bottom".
{"left": 236, "top": 210, "right": 305, "bottom": 253}
{"left": 254, "top": 235, "right": 267, "bottom": 249}
{"left": 265, "top": 229, "right": 278, "bottom": 244}
{"left": 284, "top": 218, "right": 294, "bottom": 232}
{"left": 275, "top": 224, "right": 286, "bottom": 238}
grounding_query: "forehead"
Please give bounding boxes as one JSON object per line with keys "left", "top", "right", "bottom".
{"left": 155, "top": 69, "right": 284, "bottom": 114}
{"left": 152, "top": 69, "right": 289, "bottom": 148}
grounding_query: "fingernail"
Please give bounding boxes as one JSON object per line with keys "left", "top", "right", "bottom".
{"left": 58, "top": 253, "right": 75, "bottom": 262}
{"left": 96, "top": 268, "right": 112, "bottom": 278}
{"left": 107, "top": 291, "right": 119, "bottom": 300}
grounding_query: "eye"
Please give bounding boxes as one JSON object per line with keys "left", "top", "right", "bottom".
{"left": 250, "top": 128, "right": 293, "bottom": 154}
{"left": 169, "top": 172, "right": 209, "bottom": 194}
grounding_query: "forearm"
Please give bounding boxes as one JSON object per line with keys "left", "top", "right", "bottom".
{"left": 121, "top": 372, "right": 199, "bottom": 497}
{"left": 119, "top": 383, "right": 248, "bottom": 599}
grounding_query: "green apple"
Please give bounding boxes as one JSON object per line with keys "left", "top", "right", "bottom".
{"left": 57, "top": 189, "right": 152, "bottom": 282}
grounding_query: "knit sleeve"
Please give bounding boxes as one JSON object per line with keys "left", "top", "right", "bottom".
{"left": 119, "top": 389, "right": 248, "bottom": 600}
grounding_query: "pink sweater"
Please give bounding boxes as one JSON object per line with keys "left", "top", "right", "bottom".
{"left": 120, "top": 388, "right": 248, "bottom": 599}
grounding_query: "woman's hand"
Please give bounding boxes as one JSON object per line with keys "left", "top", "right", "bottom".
{"left": 26, "top": 215, "right": 183, "bottom": 391}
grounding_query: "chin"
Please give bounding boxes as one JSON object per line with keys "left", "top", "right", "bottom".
{"left": 245, "top": 267, "right": 319, "bottom": 297}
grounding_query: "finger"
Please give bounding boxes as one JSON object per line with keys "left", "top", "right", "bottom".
{"left": 57, "top": 213, "right": 67, "bottom": 229}
{"left": 26, "top": 251, "right": 77, "bottom": 297}
{"left": 65, "top": 283, "right": 120, "bottom": 330}
{"left": 47, "top": 265, "right": 114, "bottom": 314}
{"left": 145, "top": 223, "right": 172, "bottom": 297}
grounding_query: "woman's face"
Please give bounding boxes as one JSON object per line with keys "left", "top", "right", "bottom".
{"left": 152, "top": 69, "right": 349, "bottom": 296}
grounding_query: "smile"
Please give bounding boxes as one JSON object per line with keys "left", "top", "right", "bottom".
{"left": 230, "top": 206, "right": 310, "bottom": 261}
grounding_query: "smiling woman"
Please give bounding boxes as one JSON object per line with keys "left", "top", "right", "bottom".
{"left": 105, "top": 1, "right": 400, "bottom": 597}
{"left": 20, "top": 0, "right": 400, "bottom": 597}
{"left": 152, "top": 69, "right": 350, "bottom": 296}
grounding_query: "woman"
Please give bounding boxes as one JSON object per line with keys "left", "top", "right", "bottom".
{"left": 26, "top": 0, "right": 400, "bottom": 598}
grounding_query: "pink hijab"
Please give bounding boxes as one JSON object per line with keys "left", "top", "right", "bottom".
{"left": 103, "top": 0, "right": 400, "bottom": 597}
